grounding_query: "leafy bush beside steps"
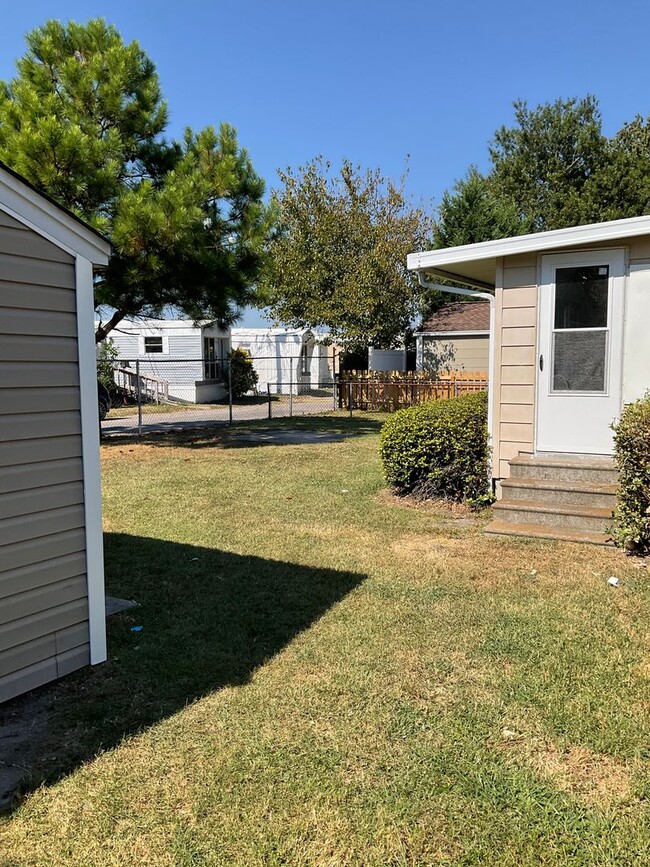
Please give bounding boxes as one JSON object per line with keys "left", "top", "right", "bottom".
{"left": 380, "top": 391, "right": 490, "bottom": 504}
{"left": 612, "top": 394, "right": 650, "bottom": 554}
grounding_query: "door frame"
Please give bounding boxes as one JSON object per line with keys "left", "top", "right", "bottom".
{"left": 535, "top": 247, "right": 627, "bottom": 455}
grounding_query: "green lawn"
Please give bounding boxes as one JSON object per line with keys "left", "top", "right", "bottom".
{"left": 1, "top": 417, "right": 649, "bottom": 865}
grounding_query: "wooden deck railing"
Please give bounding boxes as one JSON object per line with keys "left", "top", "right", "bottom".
{"left": 114, "top": 367, "right": 170, "bottom": 403}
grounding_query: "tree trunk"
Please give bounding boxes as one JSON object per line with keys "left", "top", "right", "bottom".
{"left": 95, "top": 310, "right": 126, "bottom": 343}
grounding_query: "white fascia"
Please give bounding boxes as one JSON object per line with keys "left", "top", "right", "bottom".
{"left": 414, "top": 330, "right": 490, "bottom": 338}
{"left": 407, "top": 213, "right": 650, "bottom": 275}
{"left": 0, "top": 168, "right": 110, "bottom": 265}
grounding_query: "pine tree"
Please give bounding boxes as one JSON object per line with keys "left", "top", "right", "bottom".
{"left": 0, "top": 18, "right": 274, "bottom": 340}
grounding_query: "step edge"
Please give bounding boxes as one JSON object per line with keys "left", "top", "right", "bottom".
{"left": 484, "top": 520, "right": 613, "bottom": 545}
{"left": 509, "top": 456, "right": 616, "bottom": 470}
{"left": 500, "top": 478, "right": 618, "bottom": 495}
{"left": 493, "top": 500, "right": 613, "bottom": 519}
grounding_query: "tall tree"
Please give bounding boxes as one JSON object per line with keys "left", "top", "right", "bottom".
{"left": 0, "top": 18, "right": 273, "bottom": 341}
{"left": 433, "top": 167, "right": 525, "bottom": 249}
{"left": 260, "top": 158, "right": 434, "bottom": 350}
{"left": 435, "top": 95, "right": 625, "bottom": 246}
{"left": 580, "top": 116, "right": 650, "bottom": 223}
{"left": 489, "top": 96, "right": 607, "bottom": 232}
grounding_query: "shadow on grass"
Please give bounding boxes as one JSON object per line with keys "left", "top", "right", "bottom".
{"left": 100, "top": 414, "right": 387, "bottom": 450}
{"left": 1, "top": 533, "right": 364, "bottom": 807}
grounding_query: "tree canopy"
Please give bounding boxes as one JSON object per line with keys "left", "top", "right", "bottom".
{"left": 259, "top": 158, "right": 434, "bottom": 350}
{"left": 435, "top": 95, "right": 650, "bottom": 247}
{"left": 0, "top": 18, "right": 274, "bottom": 340}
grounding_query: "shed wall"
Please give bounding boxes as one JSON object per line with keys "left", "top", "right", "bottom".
{"left": 0, "top": 209, "right": 90, "bottom": 703}
{"left": 420, "top": 335, "right": 489, "bottom": 373}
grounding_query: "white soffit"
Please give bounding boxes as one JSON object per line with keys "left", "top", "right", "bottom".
{"left": 407, "top": 214, "right": 650, "bottom": 288}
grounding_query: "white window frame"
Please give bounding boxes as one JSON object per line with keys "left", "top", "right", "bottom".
{"left": 140, "top": 333, "right": 169, "bottom": 355}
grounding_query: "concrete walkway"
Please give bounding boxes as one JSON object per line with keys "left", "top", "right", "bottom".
{"left": 102, "top": 396, "right": 337, "bottom": 435}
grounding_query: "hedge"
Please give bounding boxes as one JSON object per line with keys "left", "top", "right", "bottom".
{"left": 611, "top": 394, "right": 650, "bottom": 554}
{"left": 379, "top": 391, "right": 490, "bottom": 503}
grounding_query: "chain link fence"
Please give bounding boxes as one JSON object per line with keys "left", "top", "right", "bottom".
{"left": 99, "top": 355, "right": 339, "bottom": 436}
{"left": 98, "top": 355, "right": 488, "bottom": 436}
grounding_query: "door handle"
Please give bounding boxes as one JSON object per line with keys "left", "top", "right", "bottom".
{"left": 539, "top": 354, "right": 544, "bottom": 371}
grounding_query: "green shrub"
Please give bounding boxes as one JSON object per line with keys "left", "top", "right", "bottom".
{"left": 228, "top": 348, "right": 259, "bottom": 398}
{"left": 379, "top": 391, "right": 490, "bottom": 503}
{"left": 96, "top": 337, "right": 119, "bottom": 394}
{"left": 611, "top": 394, "right": 650, "bottom": 553}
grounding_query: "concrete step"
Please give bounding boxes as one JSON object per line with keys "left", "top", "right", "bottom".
{"left": 509, "top": 454, "right": 618, "bottom": 485}
{"left": 484, "top": 519, "right": 613, "bottom": 546}
{"left": 491, "top": 499, "right": 613, "bottom": 535}
{"left": 499, "top": 477, "right": 618, "bottom": 510}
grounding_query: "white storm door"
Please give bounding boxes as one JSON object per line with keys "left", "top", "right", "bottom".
{"left": 536, "top": 250, "right": 625, "bottom": 455}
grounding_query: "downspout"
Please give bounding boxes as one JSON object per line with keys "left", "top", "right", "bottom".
{"left": 416, "top": 274, "right": 496, "bottom": 482}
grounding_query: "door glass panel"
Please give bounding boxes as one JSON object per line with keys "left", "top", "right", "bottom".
{"left": 555, "top": 266, "right": 608, "bottom": 328}
{"left": 553, "top": 330, "right": 607, "bottom": 392}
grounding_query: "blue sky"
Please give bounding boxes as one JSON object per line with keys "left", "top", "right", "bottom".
{"left": 1, "top": 1, "right": 649, "bottom": 325}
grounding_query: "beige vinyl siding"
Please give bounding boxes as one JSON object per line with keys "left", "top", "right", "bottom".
{"left": 0, "top": 207, "right": 90, "bottom": 704}
{"left": 495, "top": 255, "right": 537, "bottom": 480}
{"left": 493, "top": 240, "right": 648, "bottom": 481}
{"left": 422, "top": 335, "right": 489, "bottom": 373}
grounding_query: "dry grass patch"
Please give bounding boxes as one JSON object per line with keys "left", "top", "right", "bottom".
{"left": 492, "top": 723, "right": 634, "bottom": 809}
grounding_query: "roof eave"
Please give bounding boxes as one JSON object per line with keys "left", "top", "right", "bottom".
{"left": 407, "top": 213, "right": 650, "bottom": 285}
{"left": 0, "top": 162, "right": 111, "bottom": 265}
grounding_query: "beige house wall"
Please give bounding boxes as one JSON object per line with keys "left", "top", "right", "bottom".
{"left": 421, "top": 334, "right": 489, "bottom": 373}
{"left": 0, "top": 208, "right": 90, "bottom": 704}
{"left": 494, "top": 237, "right": 650, "bottom": 483}
{"left": 493, "top": 254, "right": 537, "bottom": 480}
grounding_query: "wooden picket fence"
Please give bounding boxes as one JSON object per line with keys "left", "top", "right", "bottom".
{"left": 340, "top": 370, "right": 488, "bottom": 412}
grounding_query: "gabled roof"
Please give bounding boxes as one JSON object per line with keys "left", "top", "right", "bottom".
{"left": 407, "top": 214, "right": 650, "bottom": 289}
{"left": 418, "top": 301, "right": 490, "bottom": 334}
{"left": 0, "top": 159, "right": 110, "bottom": 264}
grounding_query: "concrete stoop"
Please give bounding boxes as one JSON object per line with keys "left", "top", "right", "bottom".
{"left": 485, "top": 454, "right": 618, "bottom": 545}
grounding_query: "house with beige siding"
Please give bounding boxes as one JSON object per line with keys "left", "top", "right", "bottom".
{"left": 408, "top": 216, "right": 650, "bottom": 543}
{"left": 415, "top": 301, "right": 490, "bottom": 374}
{"left": 0, "top": 162, "right": 110, "bottom": 703}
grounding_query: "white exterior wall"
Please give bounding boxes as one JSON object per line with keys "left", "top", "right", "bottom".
{"left": 623, "top": 262, "right": 650, "bottom": 404}
{"left": 102, "top": 319, "right": 229, "bottom": 403}
{"left": 231, "top": 328, "right": 332, "bottom": 394}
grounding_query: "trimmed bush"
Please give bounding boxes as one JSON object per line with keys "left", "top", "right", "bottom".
{"left": 379, "top": 391, "right": 490, "bottom": 503}
{"left": 611, "top": 394, "right": 650, "bottom": 554}
{"left": 228, "top": 348, "right": 259, "bottom": 398}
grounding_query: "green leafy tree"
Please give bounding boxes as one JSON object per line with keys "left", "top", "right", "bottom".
{"left": 435, "top": 95, "right": 635, "bottom": 246}
{"left": 0, "top": 18, "right": 274, "bottom": 341}
{"left": 259, "top": 157, "right": 434, "bottom": 350}
{"left": 580, "top": 116, "right": 650, "bottom": 223}
{"left": 434, "top": 167, "right": 525, "bottom": 248}
{"left": 489, "top": 96, "right": 607, "bottom": 232}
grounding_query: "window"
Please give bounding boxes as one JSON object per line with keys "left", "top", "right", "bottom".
{"left": 551, "top": 265, "right": 609, "bottom": 392}
{"left": 144, "top": 336, "right": 164, "bottom": 353}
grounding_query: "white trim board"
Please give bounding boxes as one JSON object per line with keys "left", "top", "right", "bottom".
{"left": 407, "top": 214, "right": 650, "bottom": 284}
{"left": 415, "top": 330, "right": 489, "bottom": 338}
{"left": 75, "top": 256, "right": 107, "bottom": 665}
{"left": 0, "top": 166, "right": 110, "bottom": 265}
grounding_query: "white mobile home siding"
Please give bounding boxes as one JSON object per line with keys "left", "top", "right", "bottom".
{"left": 108, "top": 321, "right": 228, "bottom": 402}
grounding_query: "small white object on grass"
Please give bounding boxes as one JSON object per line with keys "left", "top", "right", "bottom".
{"left": 607, "top": 576, "right": 620, "bottom": 587}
